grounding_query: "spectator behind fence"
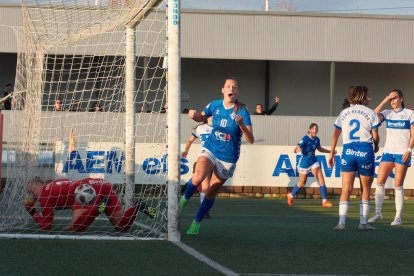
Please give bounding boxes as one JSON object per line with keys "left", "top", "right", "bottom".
{"left": 89, "top": 102, "right": 103, "bottom": 112}
{"left": 253, "top": 96, "right": 280, "bottom": 115}
{"left": 160, "top": 100, "right": 167, "bottom": 113}
{"left": 69, "top": 102, "right": 82, "bottom": 112}
{"left": 53, "top": 99, "right": 64, "bottom": 111}
{"left": 2, "top": 83, "right": 13, "bottom": 110}
{"left": 140, "top": 103, "right": 150, "bottom": 113}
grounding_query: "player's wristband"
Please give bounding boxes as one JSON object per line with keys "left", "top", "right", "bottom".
{"left": 407, "top": 148, "right": 412, "bottom": 153}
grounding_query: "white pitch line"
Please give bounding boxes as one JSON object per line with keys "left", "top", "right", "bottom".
{"left": 173, "top": 241, "right": 239, "bottom": 276}
{"left": 180, "top": 214, "right": 332, "bottom": 218}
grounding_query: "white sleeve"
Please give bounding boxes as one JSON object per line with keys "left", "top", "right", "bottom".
{"left": 410, "top": 110, "right": 414, "bottom": 125}
{"left": 380, "top": 109, "right": 391, "bottom": 123}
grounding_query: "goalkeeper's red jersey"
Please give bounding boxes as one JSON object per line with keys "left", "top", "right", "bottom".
{"left": 33, "top": 178, "right": 120, "bottom": 230}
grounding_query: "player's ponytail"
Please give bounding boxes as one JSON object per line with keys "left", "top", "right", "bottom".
{"left": 233, "top": 99, "right": 246, "bottom": 114}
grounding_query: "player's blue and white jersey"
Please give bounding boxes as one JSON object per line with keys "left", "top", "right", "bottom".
{"left": 297, "top": 135, "right": 320, "bottom": 168}
{"left": 203, "top": 99, "right": 252, "bottom": 163}
{"left": 334, "top": 104, "right": 380, "bottom": 146}
{"left": 335, "top": 104, "right": 379, "bottom": 176}
{"left": 380, "top": 108, "right": 414, "bottom": 154}
{"left": 192, "top": 123, "right": 213, "bottom": 146}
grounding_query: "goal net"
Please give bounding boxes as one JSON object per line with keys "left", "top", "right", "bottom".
{"left": 0, "top": 0, "right": 175, "bottom": 240}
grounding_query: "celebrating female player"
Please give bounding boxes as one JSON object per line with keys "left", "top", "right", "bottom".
{"left": 182, "top": 117, "right": 213, "bottom": 218}
{"left": 287, "top": 123, "right": 334, "bottom": 208}
{"left": 328, "top": 85, "right": 380, "bottom": 231}
{"left": 180, "top": 77, "right": 254, "bottom": 235}
{"left": 368, "top": 89, "right": 414, "bottom": 226}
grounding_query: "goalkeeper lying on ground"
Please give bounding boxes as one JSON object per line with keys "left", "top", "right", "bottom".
{"left": 24, "top": 177, "right": 156, "bottom": 232}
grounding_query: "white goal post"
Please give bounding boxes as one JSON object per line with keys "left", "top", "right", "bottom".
{"left": 0, "top": 0, "right": 181, "bottom": 241}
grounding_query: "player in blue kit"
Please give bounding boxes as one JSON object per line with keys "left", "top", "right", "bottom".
{"left": 368, "top": 89, "right": 414, "bottom": 226}
{"left": 179, "top": 77, "right": 254, "bottom": 235}
{"left": 329, "top": 85, "right": 380, "bottom": 231}
{"left": 287, "top": 123, "right": 334, "bottom": 208}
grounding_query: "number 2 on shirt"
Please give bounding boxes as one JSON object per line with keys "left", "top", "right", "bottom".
{"left": 349, "top": 119, "right": 361, "bottom": 141}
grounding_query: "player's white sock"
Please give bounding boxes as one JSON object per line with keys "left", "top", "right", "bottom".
{"left": 338, "top": 201, "right": 349, "bottom": 225}
{"left": 360, "top": 200, "right": 370, "bottom": 224}
{"left": 374, "top": 184, "right": 385, "bottom": 215}
{"left": 395, "top": 187, "right": 404, "bottom": 219}
{"left": 200, "top": 192, "right": 206, "bottom": 204}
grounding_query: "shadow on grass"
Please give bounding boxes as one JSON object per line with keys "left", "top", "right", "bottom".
{"left": 181, "top": 198, "right": 414, "bottom": 275}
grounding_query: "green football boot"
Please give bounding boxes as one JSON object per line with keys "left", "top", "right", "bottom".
{"left": 186, "top": 221, "right": 200, "bottom": 235}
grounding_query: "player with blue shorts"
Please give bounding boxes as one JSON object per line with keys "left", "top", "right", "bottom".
{"left": 182, "top": 117, "right": 213, "bottom": 218}
{"left": 287, "top": 123, "right": 334, "bottom": 208}
{"left": 328, "top": 85, "right": 380, "bottom": 231}
{"left": 368, "top": 89, "right": 414, "bottom": 226}
{"left": 179, "top": 77, "right": 254, "bottom": 235}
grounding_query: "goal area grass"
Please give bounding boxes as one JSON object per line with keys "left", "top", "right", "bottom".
{"left": 1, "top": 198, "right": 414, "bottom": 275}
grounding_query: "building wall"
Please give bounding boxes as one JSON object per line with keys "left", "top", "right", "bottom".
{"left": 3, "top": 6, "right": 414, "bottom": 63}
{"left": 0, "top": 53, "right": 17, "bottom": 90}
{"left": 181, "top": 59, "right": 266, "bottom": 111}
{"left": 181, "top": 59, "right": 414, "bottom": 116}
{"left": 334, "top": 62, "right": 414, "bottom": 115}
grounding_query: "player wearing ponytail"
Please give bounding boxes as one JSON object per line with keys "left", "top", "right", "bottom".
{"left": 179, "top": 77, "right": 254, "bottom": 235}
{"left": 329, "top": 85, "right": 380, "bottom": 231}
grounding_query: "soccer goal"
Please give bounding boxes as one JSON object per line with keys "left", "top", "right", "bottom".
{"left": 0, "top": 0, "right": 181, "bottom": 241}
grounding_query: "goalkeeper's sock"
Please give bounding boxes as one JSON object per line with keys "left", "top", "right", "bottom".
{"left": 183, "top": 179, "right": 198, "bottom": 200}
{"left": 290, "top": 184, "right": 300, "bottom": 197}
{"left": 115, "top": 206, "right": 139, "bottom": 232}
{"left": 319, "top": 185, "right": 328, "bottom": 200}
{"left": 194, "top": 198, "right": 215, "bottom": 223}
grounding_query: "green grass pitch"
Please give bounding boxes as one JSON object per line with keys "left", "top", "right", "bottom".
{"left": 1, "top": 198, "right": 414, "bottom": 275}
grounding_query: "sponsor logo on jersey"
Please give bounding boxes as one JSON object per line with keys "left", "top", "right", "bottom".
{"left": 386, "top": 120, "right": 409, "bottom": 129}
{"left": 88, "top": 179, "right": 104, "bottom": 185}
{"left": 215, "top": 131, "right": 231, "bottom": 141}
{"left": 345, "top": 149, "right": 368, "bottom": 157}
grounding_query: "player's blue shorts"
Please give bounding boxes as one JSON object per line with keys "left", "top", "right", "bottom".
{"left": 341, "top": 143, "right": 375, "bottom": 176}
{"left": 298, "top": 155, "right": 317, "bottom": 167}
{"left": 297, "top": 156, "right": 319, "bottom": 174}
{"left": 381, "top": 152, "right": 411, "bottom": 167}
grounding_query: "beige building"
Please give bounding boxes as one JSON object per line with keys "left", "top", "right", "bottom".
{"left": 1, "top": 5, "right": 414, "bottom": 115}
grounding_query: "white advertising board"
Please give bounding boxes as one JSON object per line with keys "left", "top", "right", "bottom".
{"left": 55, "top": 142, "right": 409, "bottom": 189}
